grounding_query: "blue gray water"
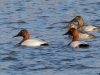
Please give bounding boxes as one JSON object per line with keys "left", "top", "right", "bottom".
{"left": 0, "top": 0, "right": 100, "bottom": 75}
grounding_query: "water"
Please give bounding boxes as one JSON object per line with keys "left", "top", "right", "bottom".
{"left": 0, "top": 0, "right": 100, "bottom": 75}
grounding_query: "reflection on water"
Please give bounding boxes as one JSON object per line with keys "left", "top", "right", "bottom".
{"left": 0, "top": 0, "right": 100, "bottom": 75}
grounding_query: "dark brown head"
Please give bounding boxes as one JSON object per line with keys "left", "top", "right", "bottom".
{"left": 14, "top": 29, "right": 30, "bottom": 39}
{"left": 64, "top": 28, "right": 77, "bottom": 35}
{"left": 63, "top": 28, "right": 79, "bottom": 41}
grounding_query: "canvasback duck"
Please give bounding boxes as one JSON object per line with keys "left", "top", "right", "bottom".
{"left": 63, "top": 28, "right": 89, "bottom": 48}
{"left": 64, "top": 23, "right": 96, "bottom": 39}
{"left": 14, "top": 29, "right": 48, "bottom": 46}
{"left": 70, "top": 16, "right": 100, "bottom": 31}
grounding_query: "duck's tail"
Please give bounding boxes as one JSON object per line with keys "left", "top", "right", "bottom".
{"left": 93, "top": 26, "right": 100, "bottom": 31}
{"left": 41, "top": 43, "right": 49, "bottom": 46}
{"left": 79, "top": 44, "right": 89, "bottom": 48}
{"left": 89, "top": 34, "right": 96, "bottom": 38}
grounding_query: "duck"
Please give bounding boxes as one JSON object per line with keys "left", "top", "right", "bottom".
{"left": 63, "top": 28, "right": 89, "bottom": 48}
{"left": 14, "top": 29, "right": 48, "bottom": 46}
{"left": 63, "top": 23, "right": 96, "bottom": 39}
{"left": 70, "top": 16, "right": 100, "bottom": 31}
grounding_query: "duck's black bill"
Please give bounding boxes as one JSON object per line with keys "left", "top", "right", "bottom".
{"left": 63, "top": 32, "right": 68, "bottom": 35}
{"left": 13, "top": 34, "right": 19, "bottom": 38}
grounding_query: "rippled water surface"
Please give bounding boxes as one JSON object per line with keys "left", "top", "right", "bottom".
{"left": 0, "top": 0, "right": 100, "bottom": 75}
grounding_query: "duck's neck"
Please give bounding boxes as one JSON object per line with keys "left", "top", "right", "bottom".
{"left": 20, "top": 35, "right": 30, "bottom": 44}
{"left": 78, "top": 18, "right": 84, "bottom": 28}
{"left": 72, "top": 32, "right": 79, "bottom": 42}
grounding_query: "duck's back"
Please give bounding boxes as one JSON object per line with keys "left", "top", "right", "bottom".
{"left": 21, "top": 39, "right": 47, "bottom": 46}
{"left": 70, "top": 41, "right": 89, "bottom": 48}
{"left": 79, "top": 25, "right": 100, "bottom": 31}
{"left": 79, "top": 32, "right": 95, "bottom": 39}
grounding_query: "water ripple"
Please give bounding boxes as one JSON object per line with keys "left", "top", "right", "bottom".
{"left": 0, "top": 0, "right": 100, "bottom": 75}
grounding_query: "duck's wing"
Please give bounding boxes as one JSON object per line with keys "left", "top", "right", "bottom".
{"left": 70, "top": 41, "right": 89, "bottom": 48}
{"left": 78, "top": 31, "right": 96, "bottom": 39}
{"left": 78, "top": 41, "right": 89, "bottom": 48}
{"left": 79, "top": 25, "right": 100, "bottom": 31}
{"left": 21, "top": 39, "right": 48, "bottom": 46}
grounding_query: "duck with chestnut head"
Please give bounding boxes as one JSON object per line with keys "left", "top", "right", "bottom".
{"left": 14, "top": 29, "right": 48, "bottom": 46}
{"left": 63, "top": 23, "right": 96, "bottom": 39}
{"left": 63, "top": 28, "right": 89, "bottom": 48}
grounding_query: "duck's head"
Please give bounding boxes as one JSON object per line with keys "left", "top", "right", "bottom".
{"left": 64, "top": 28, "right": 77, "bottom": 35}
{"left": 14, "top": 29, "right": 30, "bottom": 38}
{"left": 63, "top": 23, "right": 77, "bottom": 29}
{"left": 63, "top": 28, "right": 79, "bottom": 41}
{"left": 70, "top": 16, "right": 82, "bottom": 22}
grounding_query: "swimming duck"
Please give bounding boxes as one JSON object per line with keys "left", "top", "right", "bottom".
{"left": 64, "top": 23, "right": 96, "bottom": 39}
{"left": 63, "top": 28, "right": 89, "bottom": 48}
{"left": 70, "top": 16, "right": 100, "bottom": 31}
{"left": 14, "top": 29, "right": 48, "bottom": 46}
